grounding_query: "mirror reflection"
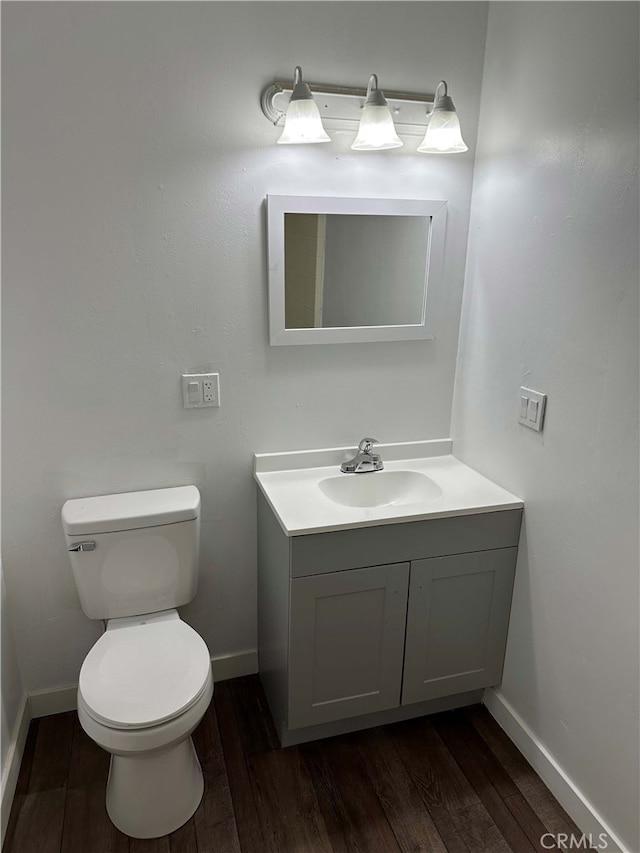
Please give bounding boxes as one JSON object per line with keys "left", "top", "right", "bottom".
{"left": 284, "top": 213, "right": 430, "bottom": 329}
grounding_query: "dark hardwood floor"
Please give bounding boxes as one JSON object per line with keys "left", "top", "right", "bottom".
{"left": 4, "top": 676, "right": 582, "bottom": 853}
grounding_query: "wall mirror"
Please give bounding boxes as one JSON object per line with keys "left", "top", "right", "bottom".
{"left": 267, "top": 195, "right": 447, "bottom": 345}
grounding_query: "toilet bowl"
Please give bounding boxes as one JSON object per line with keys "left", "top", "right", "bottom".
{"left": 77, "top": 609, "right": 213, "bottom": 838}
{"left": 62, "top": 485, "right": 212, "bottom": 839}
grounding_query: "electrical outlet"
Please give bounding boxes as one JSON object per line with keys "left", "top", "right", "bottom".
{"left": 181, "top": 373, "right": 220, "bottom": 408}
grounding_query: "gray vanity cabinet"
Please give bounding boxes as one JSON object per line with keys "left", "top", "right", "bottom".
{"left": 402, "top": 549, "right": 517, "bottom": 705}
{"left": 289, "top": 563, "right": 409, "bottom": 729}
{"left": 257, "top": 491, "right": 522, "bottom": 746}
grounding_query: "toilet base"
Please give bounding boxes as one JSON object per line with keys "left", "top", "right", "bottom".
{"left": 106, "top": 735, "right": 204, "bottom": 838}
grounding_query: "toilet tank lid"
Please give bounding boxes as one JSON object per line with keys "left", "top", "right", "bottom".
{"left": 62, "top": 486, "right": 200, "bottom": 535}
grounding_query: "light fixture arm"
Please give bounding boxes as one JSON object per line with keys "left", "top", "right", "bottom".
{"left": 289, "top": 66, "right": 313, "bottom": 102}
{"left": 432, "top": 80, "right": 456, "bottom": 113}
{"left": 364, "top": 74, "right": 388, "bottom": 108}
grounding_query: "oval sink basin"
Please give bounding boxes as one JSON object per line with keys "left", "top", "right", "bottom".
{"left": 318, "top": 470, "right": 443, "bottom": 509}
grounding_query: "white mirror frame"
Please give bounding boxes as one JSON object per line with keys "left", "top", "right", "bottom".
{"left": 267, "top": 195, "right": 448, "bottom": 346}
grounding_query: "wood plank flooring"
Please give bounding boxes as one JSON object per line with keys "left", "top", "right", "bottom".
{"left": 4, "top": 676, "right": 583, "bottom": 853}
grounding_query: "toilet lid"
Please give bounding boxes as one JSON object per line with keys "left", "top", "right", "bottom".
{"left": 79, "top": 619, "right": 211, "bottom": 729}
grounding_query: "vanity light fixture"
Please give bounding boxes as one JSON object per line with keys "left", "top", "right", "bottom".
{"left": 261, "top": 71, "right": 466, "bottom": 153}
{"left": 276, "top": 66, "right": 330, "bottom": 144}
{"left": 351, "top": 74, "right": 402, "bottom": 151}
{"left": 417, "top": 80, "right": 468, "bottom": 154}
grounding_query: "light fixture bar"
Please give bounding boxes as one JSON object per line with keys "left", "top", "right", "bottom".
{"left": 261, "top": 79, "right": 435, "bottom": 137}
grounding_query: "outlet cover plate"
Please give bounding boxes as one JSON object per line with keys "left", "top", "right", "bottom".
{"left": 182, "top": 373, "right": 220, "bottom": 408}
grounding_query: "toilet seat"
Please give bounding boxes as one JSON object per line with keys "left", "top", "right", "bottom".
{"left": 79, "top": 616, "right": 211, "bottom": 730}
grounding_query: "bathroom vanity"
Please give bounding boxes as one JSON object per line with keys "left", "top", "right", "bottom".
{"left": 255, "top": 440, "right": 523, "bottom": 747}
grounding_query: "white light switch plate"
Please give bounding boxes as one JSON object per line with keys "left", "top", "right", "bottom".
{"left": 518, "top": 386, "right": 546, "bottom": 432}
{"left": 181, "top": 373, "right": 220, "bottom": 408}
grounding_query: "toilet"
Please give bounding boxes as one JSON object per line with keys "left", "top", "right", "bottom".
{"left": 61, "top": 486, "right": 213, "bottom": 839}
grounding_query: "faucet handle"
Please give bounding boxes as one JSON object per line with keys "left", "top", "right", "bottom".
{"left": 358, "top": 437, "right": 379, "bottom": 455}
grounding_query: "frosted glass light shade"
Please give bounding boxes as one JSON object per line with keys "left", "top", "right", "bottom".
{"left": 351, "top": 104, "right": 403, "bottom": 150}
{"left": 351, "top": 75, "right": 402, "bottom": 151}
{"left": 418, "top": 110, "right": 468, "bottom": 153}
{"left": 418, "top": 80, "right": 467, "bottom": 154}
{"left": 278, "top": 98, "right": 330, "bottom": 144}
{"left": 277, "top": 66, "right": 330, "bottom": 144}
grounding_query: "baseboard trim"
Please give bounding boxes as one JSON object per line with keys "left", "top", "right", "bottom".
{"left": 483, "top": 688, "right": 629, "bottom": 853}
{"left": 27, "top": 649, "right": 259, "bottom": 719}
{"left": 211, "top": 649, "right": 258, "bottom": 682}
{"left": 29, "top": 685, "right": 78, "bottom": 718}
{"left": 1, "top": 693, "right": 30, "bottom": 847}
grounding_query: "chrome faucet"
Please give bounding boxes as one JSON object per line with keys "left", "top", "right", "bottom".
{"left": 340, "top": 438, "right": 384, "bottom": 474}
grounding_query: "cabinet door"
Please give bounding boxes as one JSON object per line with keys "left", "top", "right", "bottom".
{"left": 289, "top": 563, "right": 409, "bottom": 729}
{"left": 402, "top": 548, "right": 517, "bottom": 705}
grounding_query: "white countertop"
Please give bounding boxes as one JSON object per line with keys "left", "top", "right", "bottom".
{"left": 254, "top": 440, "right": 523, "bottom": 537}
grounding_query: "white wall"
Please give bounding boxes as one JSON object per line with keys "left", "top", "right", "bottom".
{"left": 1, "top": 567, "right": 25, "bottom": 783}
{"left": 1, "top": 261, "right": 26, "bottom": 817}
{"left": 1, "top": 253, "right": 26, "bottom": 797}
{"left": 453, "top": 3, "right": 639, "bottom": 850}
{"left": 2, "top": 2, "right": 488, "bottom": 693}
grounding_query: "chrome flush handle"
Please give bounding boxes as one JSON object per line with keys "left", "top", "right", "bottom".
{"left": 68, "top": 541, "right": 96, "bottom": 553}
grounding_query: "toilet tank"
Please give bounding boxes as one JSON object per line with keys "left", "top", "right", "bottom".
{"left": 62, "top": 486, "right": 201, "bottom": 620}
